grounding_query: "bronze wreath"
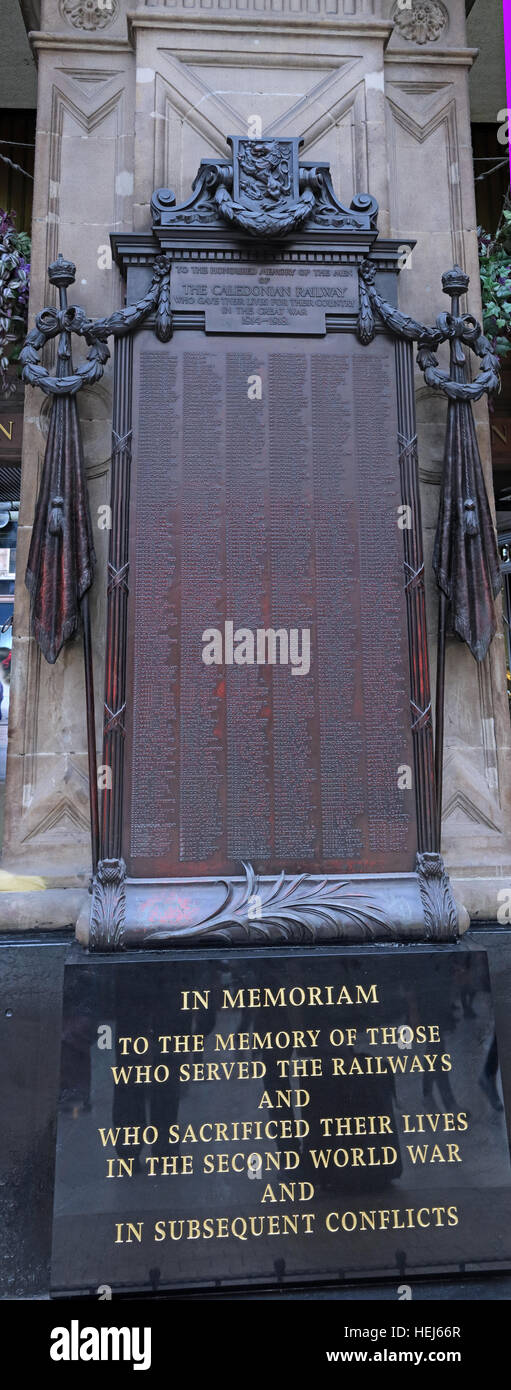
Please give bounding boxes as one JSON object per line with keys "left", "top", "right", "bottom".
{"left": 359, "top": 260, "right": 500, "bottom": 401}
{"left": 19, "top": 255, "right": 172, "bottom": 396}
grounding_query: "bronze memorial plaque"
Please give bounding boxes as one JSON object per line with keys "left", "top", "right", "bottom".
{"left": 125, "top": 326, "right": 416, "bottom": 881}
{"left": 170, "top": 263, "right": 359, "bottom": 333}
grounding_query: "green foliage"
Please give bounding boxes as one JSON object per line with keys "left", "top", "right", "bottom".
{"left": 0, "top": 210, "right": 31, "bottom": 395}
{"left": 479, "top": 208, "right": 511, "bottom": 357}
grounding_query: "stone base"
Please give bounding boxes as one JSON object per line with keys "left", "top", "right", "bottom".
{"left": 452, "top": 877, "right": 511, "bottom": 923}
{"left": 0, "top": 888, "right": 88, "bottom": 932}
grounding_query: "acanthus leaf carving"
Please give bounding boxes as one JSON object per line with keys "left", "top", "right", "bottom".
{"left": 89, "top": 858, "right": 126, "bottom": 951}
{"left": 416, "top": 852, "right": 459, "bottom": 939}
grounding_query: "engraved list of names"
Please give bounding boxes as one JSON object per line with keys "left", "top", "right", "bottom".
{"left": 127, "top": 331, "right": 416, "bottom": 878}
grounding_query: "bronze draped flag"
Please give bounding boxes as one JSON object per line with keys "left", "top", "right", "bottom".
{"left": 431, "top": 281, "right": 502, "bottom": 662}
{"left": 360, "top": 261, "right": 501, "bottom": 663}
{"left": 25, "top": 342, "right": 96, "bottom": 666}
{"left": 22, "top": 255, "right": 99, "bottom": 664}
{"left": 434, "top": 383, "right": 503, "bottom": 661}
{"left": 19, "top": 252, "right": 171, "bottom": 872}
{"left": 20, "top": 252, "right": 171, "bottom": 664}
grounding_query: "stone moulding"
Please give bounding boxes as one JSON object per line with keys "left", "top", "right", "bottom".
{"left": 137, "top": 0, "right": 384, "bottom": 13}
{"left": 127, "top": 9, "right": 393, "bottom": 37}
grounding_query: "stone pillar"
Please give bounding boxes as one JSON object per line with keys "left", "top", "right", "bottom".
{"left": 1, "top": 0, "right": 134, "bottom": 925}
{"left": 3, "top": 0, "right": 510, "bottom": 929}
{"left": 383, "top": 0, "right": 511, "bottom": 919}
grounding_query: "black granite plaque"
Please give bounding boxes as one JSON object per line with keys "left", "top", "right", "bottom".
{"left": 51, "top": 948, "right": 511, "bottom": 1295}
{"left": 126, "top": 330, "right": 416, "bottom": 879}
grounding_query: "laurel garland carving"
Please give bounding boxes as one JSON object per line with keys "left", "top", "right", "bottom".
{"left": 358, "top": 261, "right": 500, "bottom": 401}
{"left": 19, "top": 256, "right": 172, "bottom": 397}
